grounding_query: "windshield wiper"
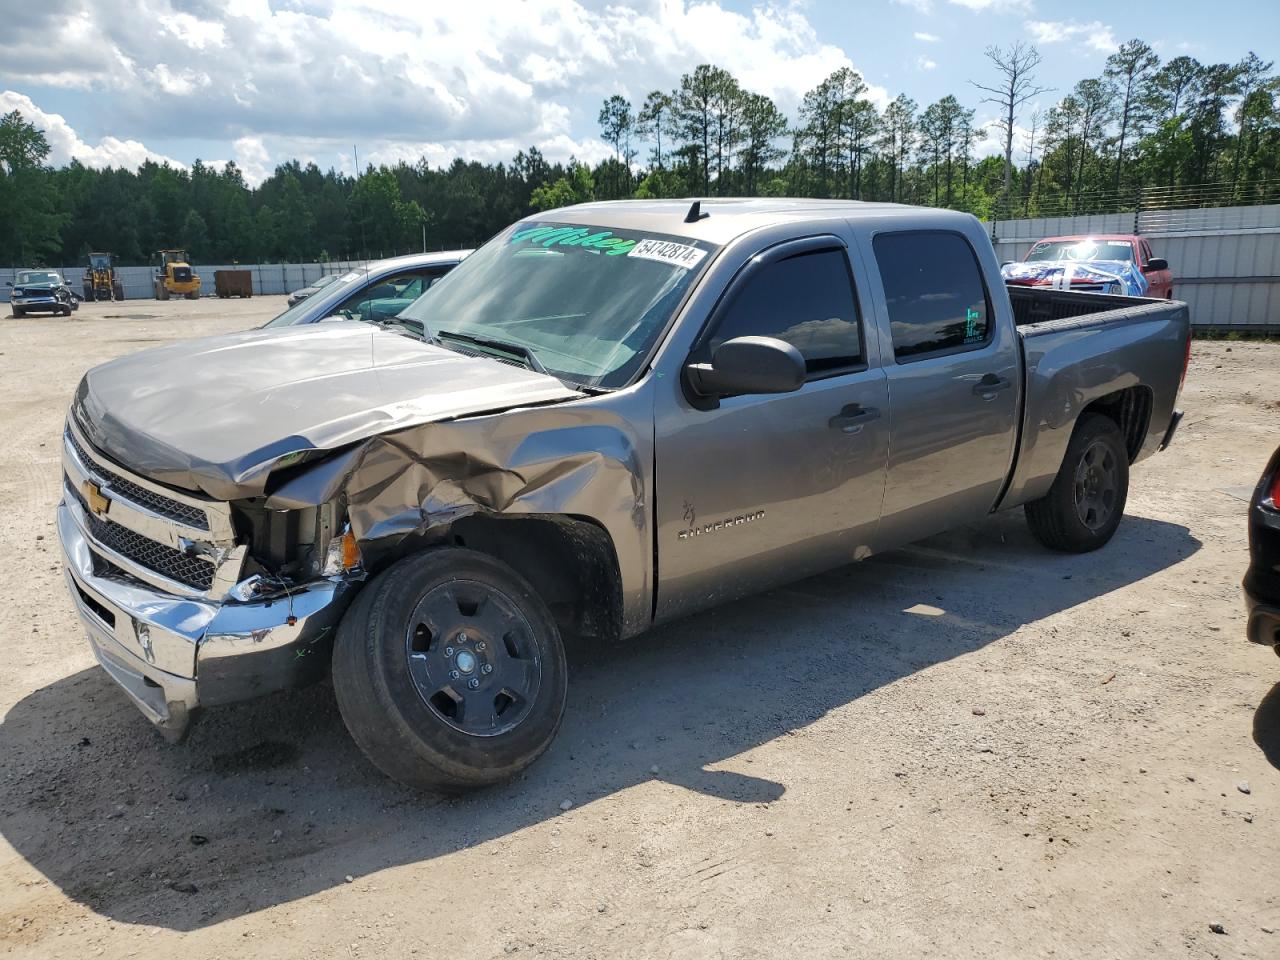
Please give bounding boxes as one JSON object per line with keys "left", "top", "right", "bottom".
{"left": 374, "top": 315, "right": 432, "bottom": 339}
{"left": 435, "top": 329, "right": 550, "bottom": 376}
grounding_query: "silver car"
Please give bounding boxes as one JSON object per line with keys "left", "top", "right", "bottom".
{"left": 266, "top": 251, "right": 471, "bottom": 326}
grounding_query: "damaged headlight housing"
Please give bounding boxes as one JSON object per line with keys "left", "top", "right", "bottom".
{"left": 322, "top": 526, "right": 362, "bottom": 576}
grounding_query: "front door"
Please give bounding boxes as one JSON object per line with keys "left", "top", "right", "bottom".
{"left": 867, "top": 229, "right": 1021, "bottom": 546}
{"left": 654, "top": 238, "right": 890, "bottom": 622}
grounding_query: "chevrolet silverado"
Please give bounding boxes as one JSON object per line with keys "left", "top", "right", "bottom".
{"left": 59, "top": 199, "right": 1191, "bottom": 790}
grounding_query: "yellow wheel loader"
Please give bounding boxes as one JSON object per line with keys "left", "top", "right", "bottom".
{"left": 154, "top": 249, "right": 201, "bottom": 300}
{"left": 83, "top": 252, "right": 125, "bottom": 301}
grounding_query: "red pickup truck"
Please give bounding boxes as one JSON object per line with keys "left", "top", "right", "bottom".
{"left": 1018, "top": 235, "right": 1174, "bottom": 299}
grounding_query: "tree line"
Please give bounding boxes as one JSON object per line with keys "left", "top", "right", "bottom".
{"left": 1, "top": 38, "right": 1277, "bottom": 267}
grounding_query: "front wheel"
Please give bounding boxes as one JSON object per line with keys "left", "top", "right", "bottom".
{"left": 1025, "top": 413, "right": 1129, "bottom": 553}
{"left": 333, "top": 548, "right": 568, "bottom": 791}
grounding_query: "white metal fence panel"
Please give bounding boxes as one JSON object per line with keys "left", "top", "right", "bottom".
{"left": 1, "top": 261, "right": 371, "bottom": 302}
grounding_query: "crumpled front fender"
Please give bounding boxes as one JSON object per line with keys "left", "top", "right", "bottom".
{"left": 265, "top": 402, "right": 652, "bottom": 636}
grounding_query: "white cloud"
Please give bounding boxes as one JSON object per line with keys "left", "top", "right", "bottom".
{"left": 949, "top": 0, "right": 1031, "bottom": 10}
{"left": 914, "top": 32, "right": 941, "bottom": 43}
{"left": 917, "top": 56, "right": 937, "bottom": 71}
{"left": 232, "top": 136, "right": 272, "bottom": 185}
{"left": 162, "top": 13, "right": 227, "bottom": 50}
{"left": 0, "top": 89, "right": 183, "bottom": 169}
{"left": 0, "top": 1, "right": 891, "bottom": 176}
{"left": 1025, "top": 19, "right": 1119, "bottom": 54}
{"left": 901, "top": 0, "right": 1032, "bottom": 10}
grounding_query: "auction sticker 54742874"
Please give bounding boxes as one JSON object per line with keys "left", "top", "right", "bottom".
{"left": 628, "top": 239, "right": 708, "bottom": 269}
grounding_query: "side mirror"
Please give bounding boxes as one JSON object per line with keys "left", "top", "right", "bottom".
{"left": 1144, "top": 257, "right": 1169, "bottom": 272}
{"left": 685, "top": 336, "right": 806, "bottom": 398}
{"left": 4, "top": 281, "right": 11, "bottom": 288}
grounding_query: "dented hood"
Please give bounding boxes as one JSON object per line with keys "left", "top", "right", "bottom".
{"left": 73, "top": 321, "right": 581, "bottom": 499}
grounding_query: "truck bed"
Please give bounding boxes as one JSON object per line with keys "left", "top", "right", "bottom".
{"left": 998, "top": 285, "right": 1191, "bottom": 511}
{"left": 1008, "top": 284, "right": 1170, "bottom": 328}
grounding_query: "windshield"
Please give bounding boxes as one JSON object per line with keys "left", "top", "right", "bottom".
{"left": 1025, "top": 239, "right": 1135, "bottom": 263}
{"left": 398, "top": 222, "right": 719, "bottom": 389}
{"left": 17, "top": 271, "right": 60, "bottom": 285}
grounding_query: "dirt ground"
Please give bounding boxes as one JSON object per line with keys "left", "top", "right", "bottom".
{"left": 0, "top": 295, "right": 1277, "bottom": 960}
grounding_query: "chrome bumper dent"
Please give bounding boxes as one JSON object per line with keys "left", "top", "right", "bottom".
{"left": 60, "top": 501, "right": 354, "bottom": 737}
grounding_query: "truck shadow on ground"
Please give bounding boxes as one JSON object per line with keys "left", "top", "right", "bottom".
{"left": 0, "top": 511, "right": 1199, "bottom": 932}
{"left": 1253, "top": 682, "right": 1280, "bottom": 770}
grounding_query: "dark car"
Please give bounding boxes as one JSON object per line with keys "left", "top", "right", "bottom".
{"left": 7, "top": 269, "right": 80, "bottom": 317}
{"left": 1245, "top": 445, "right": 1280, "bottom": 656}
{"left": 286, "top": 272, "right": 344, "bottom": 307}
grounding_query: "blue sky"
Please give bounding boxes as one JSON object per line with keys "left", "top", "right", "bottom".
{"left": 1, "top": 0, "right": 1275, "bottom": 184}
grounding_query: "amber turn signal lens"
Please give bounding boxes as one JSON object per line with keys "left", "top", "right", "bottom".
{"left": 340, "top": 531, "right": 360, "bottom": 570}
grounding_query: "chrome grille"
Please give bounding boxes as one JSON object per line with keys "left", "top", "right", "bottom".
{"left": 67, "top": 483, "right": 214, "bottom": 590}
{"left": 66, "top": 429, "right": 209, "bottom": 529}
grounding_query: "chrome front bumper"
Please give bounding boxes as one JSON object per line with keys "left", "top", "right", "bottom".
{"left": 60, "top": 501, "right": 354, "bottom": 739}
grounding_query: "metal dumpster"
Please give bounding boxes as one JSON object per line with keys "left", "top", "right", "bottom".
{"left": 214, "top": 270, "right": 253, "bottom": 298}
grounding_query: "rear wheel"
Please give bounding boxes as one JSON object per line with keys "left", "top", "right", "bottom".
{"left": 1025, "top": 414, "right": 1129, "bottom": 552}
{"left": 185, "top": 291, "right": 198, "bottom": 300}
{"left": 333, "top": 548, "right": 568, "bottom": 791}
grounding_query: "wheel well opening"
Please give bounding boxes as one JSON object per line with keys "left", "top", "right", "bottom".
{"left": 1080, "top": 386, "right": 1152, "bottom": 462}
{"left": 448, "top": 514, "right": 623, "bottom": 645}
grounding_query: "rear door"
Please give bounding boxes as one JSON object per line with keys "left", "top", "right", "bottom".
{"left": 865, "top": 228, "right": 1020, "bottom": 546}
{"left": 653, "top": 236, "right": 890, "bottom": 622}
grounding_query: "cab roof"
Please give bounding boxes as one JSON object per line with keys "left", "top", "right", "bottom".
{"left": 545, "top": 198, "right": 978, "bottom": 245}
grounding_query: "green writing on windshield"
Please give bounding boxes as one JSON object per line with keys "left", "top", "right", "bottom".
{"left": 511, "top": 225, "right": 637, "bottom": 255}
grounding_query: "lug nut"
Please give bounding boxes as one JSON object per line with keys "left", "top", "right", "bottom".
{"left": 475, "top": 640, "right": 486, "bottom": 651}
{"left": 448, "top": 669, "right": 460, "bottom": 680}
{"left": 467, "top": 678, "right": 480, "bottom": 690}
{"left": 444, "top": 646, "right": 454, "bottom": 657}
{"left": 457, "top": 633, "right": 468, "bottom": 644}
{"left": 481, "top": 663, "right": 493, "bottom": 675}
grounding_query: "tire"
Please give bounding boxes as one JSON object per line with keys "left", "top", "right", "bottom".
{"left": 333, "top": 548, "right": 568, "bottom": 791}
{"left": 1025, "top": 413, "right": 1129, "bottom": 553}
{"left": 186, "top": 291, "right": 198, "bottom": 300}
{"left": 11, "top": 307, "right": 24, "bottom": 317}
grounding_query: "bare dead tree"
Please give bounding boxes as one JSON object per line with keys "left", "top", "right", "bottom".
{"left": 1023, "top": 108, "right": 1040, "bottom": 216}
{"left": 970, "top": 42, "right": 1052, "bottom": 210}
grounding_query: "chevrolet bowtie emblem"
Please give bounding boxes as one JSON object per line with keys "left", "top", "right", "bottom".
{"left": 82, "top": 479, "right": 110, "bottom": 517}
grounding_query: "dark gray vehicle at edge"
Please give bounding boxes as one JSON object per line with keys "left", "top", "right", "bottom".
{"left": 58, "top": 199, "right": 1191, "bottom": 790}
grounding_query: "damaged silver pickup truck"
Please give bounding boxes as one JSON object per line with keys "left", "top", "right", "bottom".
{"left": 59, "top": 199, "right": 1191, "bottom": 790}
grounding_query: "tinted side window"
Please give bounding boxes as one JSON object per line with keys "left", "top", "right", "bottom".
{"left": 709, "top": 249, "right": 862, "bottom": 374}
{"left": 874, "top": 231, "right": 990, "bottom": 361}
